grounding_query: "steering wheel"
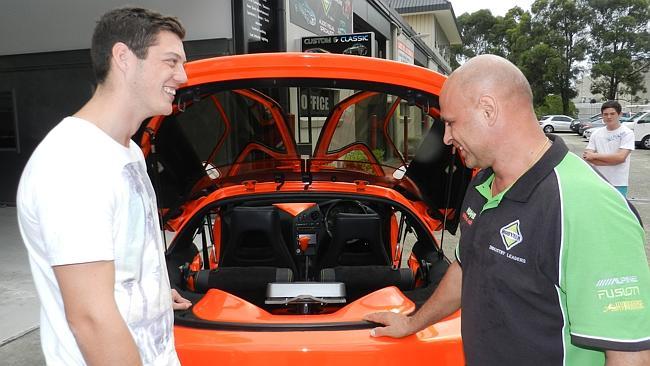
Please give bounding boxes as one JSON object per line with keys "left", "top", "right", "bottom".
{"left": 324, "top": 200, "right": 368, "bottom": 237}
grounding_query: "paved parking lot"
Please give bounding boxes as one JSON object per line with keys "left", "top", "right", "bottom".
{"left": 1, "top": 132, "right": 648, "bottom": 365}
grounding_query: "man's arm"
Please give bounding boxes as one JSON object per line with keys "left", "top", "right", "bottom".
{"left": 605, "top": 350, "right": 650, "bottom": 365}
{"left": 583, "top": 148, "right": 631, "bottom": 166}
{"left": 363, "top": 260, "right": 462, "bottom": 338}
{"left": 53, "top": 261, "right": 142, "bottom": 366}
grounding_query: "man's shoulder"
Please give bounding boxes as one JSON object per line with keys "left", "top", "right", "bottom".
{"left": 619, "top": 125, "right": 634, "bottom": 135}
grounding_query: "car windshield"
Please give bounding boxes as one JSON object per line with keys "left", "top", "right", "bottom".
{"left": 629, "top": 111, "right": 646, "bottom": 121}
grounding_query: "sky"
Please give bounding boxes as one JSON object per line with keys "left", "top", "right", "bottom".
{"left": 450, "top": 0, "right": 536, "bottom": 17}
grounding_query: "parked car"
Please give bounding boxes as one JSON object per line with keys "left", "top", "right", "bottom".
{"left": 627, "top": 111, "right": 650, "bottom": 149}
{"left": 578, "top": 118, "right": 605, "bottom": 135}
{"left": 137, "top": 53, "right": 472, "bottom": 365}
{"left": 574, "top": 113, "right": 601, "bottom": 134}
{"left": 539, "top": 115, "right": 575, "bottom": 133}
{"left": 583, "top": 126, "right": 601, "bottom": 140}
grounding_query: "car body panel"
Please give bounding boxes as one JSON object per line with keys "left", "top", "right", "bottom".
{"left": 176, "top": 290, "right": 461, "bottom": 364}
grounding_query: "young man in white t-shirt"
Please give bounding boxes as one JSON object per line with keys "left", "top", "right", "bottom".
{"left": 17, "top": 7, "right": 192, "bottom": 365}
{"left": 583, "top": 100, "right": 635, "bottom": 197}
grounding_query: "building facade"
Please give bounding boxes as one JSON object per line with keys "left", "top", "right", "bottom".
{"left": 0, "top": 0, "right": 461, "bottom": 203}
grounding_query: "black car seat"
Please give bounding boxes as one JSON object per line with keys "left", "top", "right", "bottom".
{"left": 220, "top": 206, "right": 297, "bottom": 273}
{"left": 318, "top": 212, "right": 413, "bottom": 302}
{"left": 196, "top": 206, "right": 296, "bottom": 306}
{"left": 319, "top": 212, "right": 390, "bottom": 268}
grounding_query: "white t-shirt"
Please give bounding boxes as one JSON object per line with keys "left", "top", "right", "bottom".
{"left": 17, "top": 117, "right": 179, "bottom": 366}
{"left": 586, "top": 124, "right": 635, "bottom": 186}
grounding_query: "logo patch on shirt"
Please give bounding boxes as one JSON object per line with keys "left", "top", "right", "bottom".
{"left": 500, "top": 220, "right": 522, "bottom": 250}
{"left": 461, "top": 206, "right": 477, "bottom": 226}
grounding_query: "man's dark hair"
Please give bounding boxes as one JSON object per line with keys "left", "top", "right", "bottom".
{"left": 91, "top": 7, "right": 185, "bottom": 83}
{"left": 601, "top": 100, "right": 622, "bottom": 114}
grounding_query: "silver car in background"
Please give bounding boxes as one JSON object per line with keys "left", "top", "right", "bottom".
{"left": 539, "top": 115, "right": 575, "bottom": 133}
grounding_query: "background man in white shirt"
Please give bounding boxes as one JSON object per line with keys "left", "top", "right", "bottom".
{"left": 583, "top": 100, "right": 635, "bottom": 197}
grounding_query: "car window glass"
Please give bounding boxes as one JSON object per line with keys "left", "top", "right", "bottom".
{"left": 325, "top": 91, "right": 428, "bottom": 171}
{"left": 170, "top": 90, "right": 291, "bottom": 173}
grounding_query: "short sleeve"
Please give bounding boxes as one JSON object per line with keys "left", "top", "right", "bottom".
{"left": 36, "top": 162, "right": 116, "bottom": 266}
{"left": 563, "top": 186, "right": 650, "bottom": 351}
{"left": 620, "top": 129, "right": 635, "bottom": 151}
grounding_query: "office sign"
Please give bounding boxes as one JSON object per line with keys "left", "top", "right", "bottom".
{"left": 299, "top": 88, "right": 337, "bottom": 117}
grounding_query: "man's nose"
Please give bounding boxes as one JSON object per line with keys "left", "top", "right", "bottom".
{"left": 175, "top": 64, "right": 188, "bottom": 84}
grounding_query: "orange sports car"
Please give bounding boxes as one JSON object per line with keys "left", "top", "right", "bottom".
{"left": 139, "top": 53, "right": 472, "bottom": 365}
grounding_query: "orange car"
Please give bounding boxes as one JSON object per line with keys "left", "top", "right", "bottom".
{"left": 139, "top": 53, "right": 473, "bottom": 365}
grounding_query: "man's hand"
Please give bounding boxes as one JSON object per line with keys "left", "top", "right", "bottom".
{"left": 171, "top": 289, "right": 192, "bottom": 310}
{"left": 364, "top": 312, "right": 414, "bottom": 338}
{"left": 582, "top": 150, "right": 596, "bottom": 162}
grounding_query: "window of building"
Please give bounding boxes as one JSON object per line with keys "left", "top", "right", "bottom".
{"left": 0, "top": 90, "right": 19, "bottom": 152}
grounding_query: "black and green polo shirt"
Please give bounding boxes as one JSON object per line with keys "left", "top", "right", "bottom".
{"left": 455, "top": 135, "right": 650, "bottom": 365}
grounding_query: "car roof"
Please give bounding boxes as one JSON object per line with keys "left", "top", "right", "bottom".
{"left": 182, "top": 53, "right": 446, "bottom": 98}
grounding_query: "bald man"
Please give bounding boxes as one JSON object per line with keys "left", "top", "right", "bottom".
{"left": 364, "top": 55, "right": 650, "bottom": 365}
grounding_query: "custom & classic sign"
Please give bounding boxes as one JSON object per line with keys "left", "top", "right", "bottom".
{"left": 301, "top": 32, "right": 374, "bottom": 56}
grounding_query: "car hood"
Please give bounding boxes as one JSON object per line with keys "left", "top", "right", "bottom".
{"left": 138, "top": 53, "right": 472, "bottom": 233}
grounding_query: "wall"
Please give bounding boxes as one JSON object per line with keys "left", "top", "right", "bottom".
{"left": 0, "top": 0, "right": 232, "bottom": 56}
{"left": 0, "top": 39, "right": 231, "bottom": 204}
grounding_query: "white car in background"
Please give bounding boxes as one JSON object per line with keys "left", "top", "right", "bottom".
{"left": 626, "top": 111, "right": 650, "bottom": 149}
{"left": 583, "top": 126, "right": 601, "bottom": 141}
{"left": 539, "top": 115, "right": 575, "bottom": 133}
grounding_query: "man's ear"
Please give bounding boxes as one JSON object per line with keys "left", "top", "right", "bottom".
{"left": 478, "top": 95, "right": 498, "bottom": 126}
{"left": 111, "top": 42, "right": 132, "bottom": 75}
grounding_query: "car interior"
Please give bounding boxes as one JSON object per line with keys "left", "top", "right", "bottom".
{"left": 166, "top": 195, "right": 449, "bottom": 315}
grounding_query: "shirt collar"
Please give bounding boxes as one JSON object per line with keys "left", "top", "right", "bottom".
{"left": 469, "top": 134, "right": 569, "bottom": 204}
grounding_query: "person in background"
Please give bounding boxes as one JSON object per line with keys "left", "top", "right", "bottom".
{"left": 17, "top": 7, "right": 191, "bottom": 365}
{"left": 364, "top": 55, "right": 650, "bottom": 366}
{"left": 583, "top": 100, "right": 635, "bottom": 197}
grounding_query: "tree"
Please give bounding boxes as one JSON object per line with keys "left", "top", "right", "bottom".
{"left": 451, "top": 10, "right": 504, "bottom": 68}
{"left": 535, "top": 94, "right": 578, "bottom": 117}
{"left": 528, "top": 0, "right": 590, "bottom": 115}
{"left": 588, "top": 0, "right": 650, "bottom": 100}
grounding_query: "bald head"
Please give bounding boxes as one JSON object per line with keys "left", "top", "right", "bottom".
{"left": 446, "top": 54, "right": 533, "bottom": 106}
{"left": 439, "top": 54, "right": 546, "bottom": 171}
